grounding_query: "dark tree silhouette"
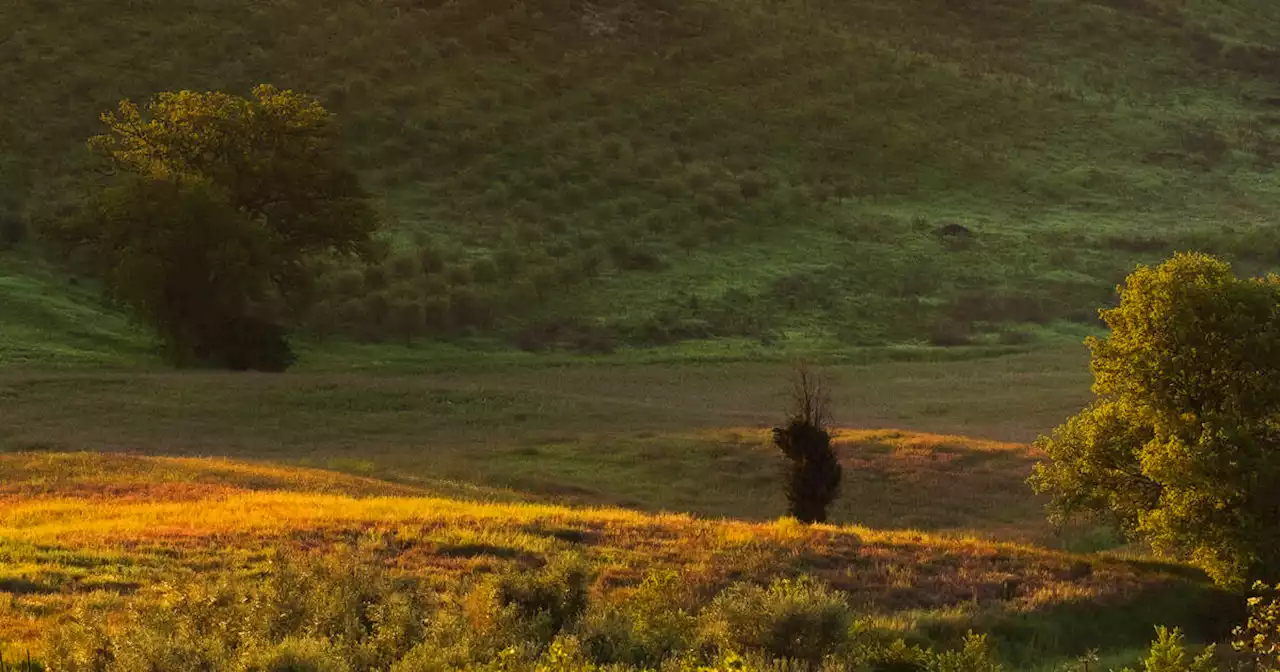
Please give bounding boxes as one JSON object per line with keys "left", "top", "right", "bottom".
{"left": 773, "top": 363, "right": 842, "bottom": 524}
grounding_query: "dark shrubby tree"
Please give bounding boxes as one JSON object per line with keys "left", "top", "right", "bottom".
{"left": 52, "top": 85, "right": 376, "bottom": 370}
{"left": 773, "top": 362, "right": 843, "bottom": 524}
{"left": 1031, "top": 253, "right": 1280, "bottom": 588}
{"left": 0, "top": 211, "right": 26, "bottom": 249}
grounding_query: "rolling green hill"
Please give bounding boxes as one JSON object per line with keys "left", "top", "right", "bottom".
{"left": 5, "top": 0, "right": 1280, "bottom": 360}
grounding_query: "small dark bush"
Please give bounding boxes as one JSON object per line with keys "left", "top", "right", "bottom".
{"left": 997, "top": 328, "right": 1036, "bottom": 346}
{"left": 333, "top": 270, "right": 366, "bottom": 298}
{"left": 418, "top": 245, "right": 445, "bottom": 274}
{"left": 0, "top": 214, "right": 27, "bottom": 249}
{"left": 363, "top": 265, "right": 389, "bottom": 291}
{"left": 363, "top": 291, "right": 391, "bottom": 328}
{"left": 448, "top": 287, "right": 493, "bottom": 328}
{"left": 772, "top": 364, "right": 842, "bottom": 524}
{"left": 445, "top": 265, "right": 473, "bottom": 286}
{"left": 422, "top": 297, "right": 452, "bottom": 334}
{"left": 188, "top": 316, "right": 296, "bottom": 373}
{"left": 1103, "top": 234, "right": 1168, "bottom": 254}
{"left": 571, "top": 326, "right": 618, "bottom": 356}
{"left": 494, "top": 247, "right": 523, "bottom": 278}
{"left": 386, "top": 255, "right": 416, "bottom": 282}
{"left": 608, "top": 241, "right": 667, "bottom": 271}
{"left": 947, "top": 290, "right": 1049, "bottom": 324}
{"left": 471, "top": 258, "right": 500, "bottom": 284}
{"left": 928, "top": 320, "right": 974, "bottom": 347}
{"left": 772, "top": 272, "right": 837, "bottom": 312}
{"left": 388, "top": 300, "right": 425, "bottom": 344}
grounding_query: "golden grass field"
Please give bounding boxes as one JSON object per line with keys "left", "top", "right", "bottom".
{"left": 0, "top": 347, "right": 1234, "bottom": 665}
{"left": 0, "top": 452, "right": 1217, "bottom": 660}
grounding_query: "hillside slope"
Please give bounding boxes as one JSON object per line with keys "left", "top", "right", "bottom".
{"left": 0, "top": 254, "right": 149, "bottom": 367}
{"left": 5, "top": 0, "right": 1280, "bottom": 355}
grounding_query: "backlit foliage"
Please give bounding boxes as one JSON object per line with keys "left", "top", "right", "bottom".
{"left": 1031, "top": 253, "right": 1280, "bottom": 587}
{"left": 1234, "top": 583, "right": 1280, "bottom": 672}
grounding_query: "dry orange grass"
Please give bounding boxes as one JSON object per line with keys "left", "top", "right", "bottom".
{"left": 0, "top": 452, "right": 1204, "bottom": 656}
{"left": 832, "top": 429, "right": 1046, "bottom": 540}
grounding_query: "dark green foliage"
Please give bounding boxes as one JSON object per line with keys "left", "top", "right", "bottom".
{"left": 512, "top": 318, "right": 618, "bottom": 355}
{"left": 1030, "top": 253, "right": 1280, "bottom": 588}
{"left": 54, "top": 178, "right": 297, "bottom": 370}
{"left": 51, "top": 86, "right": 376, "bottom": 370}
{"left": 471, "top": 257, "right": 500, "bottom": 284}
{"left": 607, "top": 240, "right": 667, "bottom": 271}
{"left": 0, "top": 212, "right": 26, "bottom": 249}
{"left": 388, "top": 254, "right": 419, "bottom": 282}
{"left": 417, "top": 245, "right": 445, "bottom": 275}
{"left": 773, "top": 364, "right": 842, "bottom": 524}
{"left": 929, "top": 320, "right": 975, "bottom": 348}
{"left": 445, "top": 265, "right": 473, "bottom": 287}
{"left": 362, "top": 265, "right": 389, "bottom": 292}
{"left": 387, "top": 299, "right": 425, "bottom": 345}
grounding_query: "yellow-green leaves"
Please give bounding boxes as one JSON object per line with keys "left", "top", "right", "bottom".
{"left": 1032, "top": 253, "right": 1280, "bottom": 588}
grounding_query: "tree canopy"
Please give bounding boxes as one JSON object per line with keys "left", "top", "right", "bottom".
{"left": 56, "top": 85, "right": 376, "bottom": 370}
{"left": 1030, "top": 252, "right": 1280, "bottom": 587}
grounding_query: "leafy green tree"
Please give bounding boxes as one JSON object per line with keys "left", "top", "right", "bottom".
{"left": 1030, "top": 253, "right": 1280, "bottom": 587}
{"left": 55, "top": 85, "right": 376, "bottom": 370}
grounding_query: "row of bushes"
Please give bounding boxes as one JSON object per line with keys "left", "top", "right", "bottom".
{"left": 45, "top": 553, "right": 873, "bottom": 671}
{"left": 40, "top": 551, "right": 1280, "bottom": 672}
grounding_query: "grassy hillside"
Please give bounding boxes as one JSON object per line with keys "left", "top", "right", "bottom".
{"left": 0, "top": 254, "right": 149, "bottom": 367}
{"left": 6, "top": 0, "right": 1280, "bottom": 357}
{"left": 0, "top": 453, "right": 1229, "bottom": 666}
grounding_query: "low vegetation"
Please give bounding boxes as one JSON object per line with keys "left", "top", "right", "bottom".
{"left": 0, "top": 453, "right": 1235, "bottom": 669}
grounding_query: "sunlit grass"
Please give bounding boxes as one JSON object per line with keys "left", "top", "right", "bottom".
{"left": 0, "top": 453, "right": 1221, "bottom": 659}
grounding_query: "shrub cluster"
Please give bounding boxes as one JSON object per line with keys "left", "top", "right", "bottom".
{"left": 41, "top": 547, "right": 1275, "bottom": 672}
{"left": 43, "top": 553, "right": 1014, "bottom": 672}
